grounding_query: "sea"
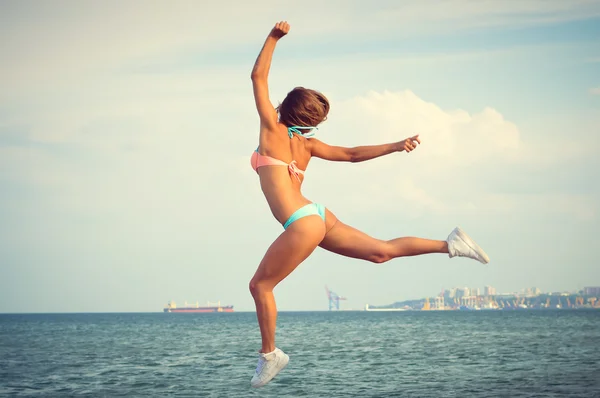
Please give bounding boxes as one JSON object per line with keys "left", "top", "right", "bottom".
{"left": 0, "top": 310, "right": 599, "bottom": 397}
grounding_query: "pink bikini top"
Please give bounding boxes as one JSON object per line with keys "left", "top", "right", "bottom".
{"left": 250, "top": 150, "right": 305, "bottom": 182}
{"left": 250, "top": 126, "right": 317, "bottom": 182}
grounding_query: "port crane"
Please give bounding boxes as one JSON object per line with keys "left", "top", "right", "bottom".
{"left": 325, "top": 286, "right": 347, "bottom": 311}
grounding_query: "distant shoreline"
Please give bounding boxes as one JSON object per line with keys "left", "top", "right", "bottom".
{"left": 1, "top": 308, "right": 600, "bottom": 316}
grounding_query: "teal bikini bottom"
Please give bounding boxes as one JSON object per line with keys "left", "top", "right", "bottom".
{"left": 283, "top": 203, "right": 326, "bottom": 230}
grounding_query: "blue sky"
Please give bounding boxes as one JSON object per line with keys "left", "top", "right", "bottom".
{"left": 1, "top": 1, "right": 599, "bottom": 313}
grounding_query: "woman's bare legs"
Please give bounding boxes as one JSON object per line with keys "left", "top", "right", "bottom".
{"left": 319, "top": 209, "right": 448, "bottom": 263}
{"left": 249, "top": 216, "right": 326, "bottom": 353}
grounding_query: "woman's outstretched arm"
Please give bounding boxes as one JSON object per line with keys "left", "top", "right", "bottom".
{"left": 251, "top": 21, "right": 290, "bottom": 129}
{"left": 309, "top": 135, "right": 421, "bottom": 162}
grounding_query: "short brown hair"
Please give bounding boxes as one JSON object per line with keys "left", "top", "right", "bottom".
{"left": 277, "top": 87, "right": 330, "bottom": 127}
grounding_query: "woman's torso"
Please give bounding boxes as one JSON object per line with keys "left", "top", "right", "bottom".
{"left": 254, "top": 124, "right": 314, "bottom": 225}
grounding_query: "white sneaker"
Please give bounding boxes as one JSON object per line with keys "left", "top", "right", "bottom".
{"left": 447, "top": 227, "right": 490, "bottom": 264}
{"left": 250, "top": 347, "right": 289, "bottom": 388}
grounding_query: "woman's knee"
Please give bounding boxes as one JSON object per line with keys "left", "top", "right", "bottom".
{"left": 249, "top": 278, "right": 272, "bottom": 298}
{"left": 369, "top": 242, "right": 393, "bottom": 264}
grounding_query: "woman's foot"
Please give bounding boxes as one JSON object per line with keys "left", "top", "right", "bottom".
{"left": 447, "top": 227, "right": 490, "bottom": 264}
{"left": 250, "top": 347, "right": 290, "bottom": 388}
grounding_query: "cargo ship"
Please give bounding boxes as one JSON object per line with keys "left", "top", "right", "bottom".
{"left": 163, "top": 300, "right": 234, "bottom": 313}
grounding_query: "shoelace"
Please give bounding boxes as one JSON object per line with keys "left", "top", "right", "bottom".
{"left": 255, "top": 357, "right": 267, "bottom": 375}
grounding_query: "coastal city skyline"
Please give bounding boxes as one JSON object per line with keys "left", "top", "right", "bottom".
{"left": 160, "top": 283, "right": 600, "bottom": 313}
{"left": 361, "top": 284, "right": 600, "bottom": 312}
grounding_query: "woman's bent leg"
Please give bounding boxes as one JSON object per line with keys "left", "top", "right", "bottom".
{"left": 249, "top": 215, "right": 326, "bottom": 352}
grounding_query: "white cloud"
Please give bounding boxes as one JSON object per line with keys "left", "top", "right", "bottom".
{"left": 335, "top": 90, "right": 520, "bottom": 158}
{"left": 369, "top": 0, "right": 600, "bottom": 32}
{"left": 301, "top": 89, "right": 598, "bottom": 222}
{"left": 590, "top": 87, "right": 600, "bottom": 95}
{"left": 313, "top": 90, "right": 520, "bottom": 205}
{"left": 2, "top": 0, "right": 599, "bottom": 99}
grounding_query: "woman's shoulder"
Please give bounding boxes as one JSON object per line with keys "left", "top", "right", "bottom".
{"left": 259, "top": 122, "right": 288, "bottom": 137}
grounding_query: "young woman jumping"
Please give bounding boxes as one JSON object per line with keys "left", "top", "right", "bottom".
{"left": 248, "top": 21, "right": 490, "bottom": 388}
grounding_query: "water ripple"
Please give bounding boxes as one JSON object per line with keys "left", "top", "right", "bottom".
{"left": 0, "top": 311, "right": 599, "bottom": 397}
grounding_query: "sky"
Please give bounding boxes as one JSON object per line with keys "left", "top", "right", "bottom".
{"left": 1, "top": 0, "right": 599, "bottom": 313}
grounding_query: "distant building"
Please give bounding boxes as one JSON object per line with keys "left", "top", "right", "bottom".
{"left": 455, "top": 287, "right": 470, "bottom": 299}
{"left": 433, "top": 296, "right": 444, "bottom": 310}
{"left": 584, "top": 286, "right": 600, "bottom": 296}
{"left": 484, "top": 286, "right": 496, "bottom": 296}
{"left": 472, "top": 288, "right": 481, "bottom": 297}
{"left": 443, "top": 288, "right": 456, "bottom": 302}
{"left": 523, "top": 287, "right": 542, "bottom": 297}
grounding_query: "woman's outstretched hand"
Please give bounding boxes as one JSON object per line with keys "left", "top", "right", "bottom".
{"left": 269, "top": 21, "right": 290, "bottom": 40}
{"left": 399, "top": 135, "right": 421, "bottom": 153}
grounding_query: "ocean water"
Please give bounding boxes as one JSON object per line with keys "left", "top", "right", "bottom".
{"left": 1, "top": 311, "right": 599, "bottom": 397}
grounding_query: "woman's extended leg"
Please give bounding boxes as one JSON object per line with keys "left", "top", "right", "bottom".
{"left": 319, "top": 209, "right": 489, "bottom": 264}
